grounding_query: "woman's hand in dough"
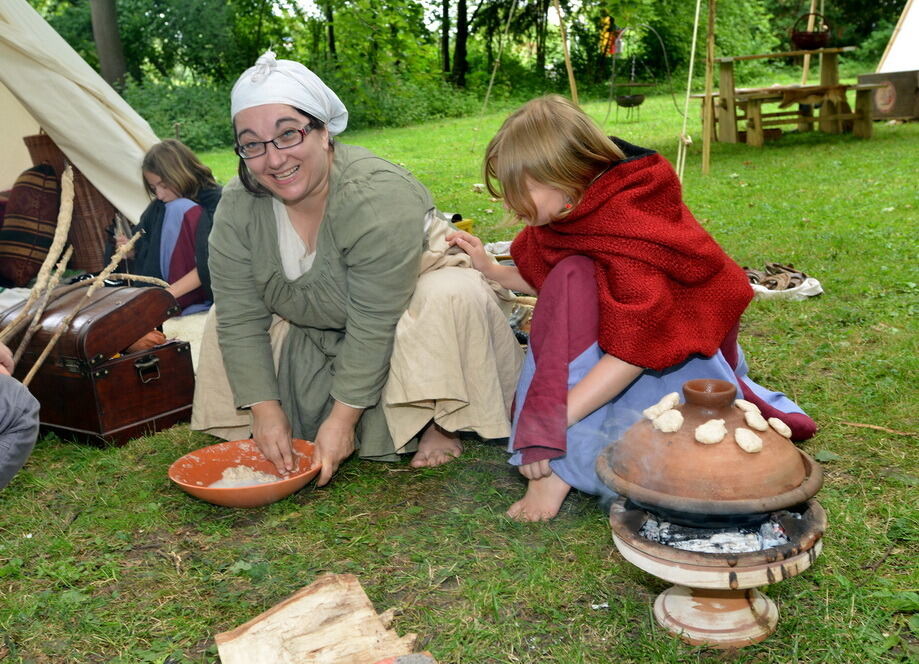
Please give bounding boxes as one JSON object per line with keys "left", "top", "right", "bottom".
{"left": 250, "top": 400, "right": 295, "bottom": 474}
{"left": 446, "top": 231, "right": 493, "bottom": 277}
{"left": 518, "top": 458, "right": 553, "bottom": 480}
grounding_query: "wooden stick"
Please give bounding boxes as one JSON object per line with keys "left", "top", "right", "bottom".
{"left": 552, "top": 0, "right": 578, "bottom": 105}
{"left": 106, "top": 273, "right": 169, "bottom": 288}
{"left": 0, "top": 282, "right": 97, "bottom": 345}
{"left": 701, "top": 0, "right": 716, "bottom": 174}
{"left": 840, "top": 421, "right": 916, "bottom": 437}
{"left": 800, "top": 0, "right": 818, "bottom": 85}
{"left": 22, "top": 231, "right": 143, "bottom": 387}
{"left": 12, "top": 246, "right": 73, "bottom": 366}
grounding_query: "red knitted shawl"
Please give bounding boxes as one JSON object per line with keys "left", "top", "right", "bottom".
{"left": 510, "top": 140, "right": 753, "bottom": 371}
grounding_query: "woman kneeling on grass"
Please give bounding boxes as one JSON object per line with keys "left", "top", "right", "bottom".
{"left": 191, "top": 51, "right": 522, "bottom": 486}
{"left": 448, "top": 95, "right": 817, "bottom": 521}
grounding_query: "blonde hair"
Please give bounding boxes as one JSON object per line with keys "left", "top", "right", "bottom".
{"left": 141, "top": 139, "right": 218, "bottom": 201}
{"left": 484, "top": 95, "right": 625, "bottom": 222}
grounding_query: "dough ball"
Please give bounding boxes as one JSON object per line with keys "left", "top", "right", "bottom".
{"left": 643, "top": 392, "right": 681, "bottom": 420}
{"left": 768, "top": 417, "right": 793, "bottom": 438}
{"left": 652, "top": 409, "right": 684, "bottom": 433}
{"left": 694, "top": 419, "right": 727, "bottom": 444}
{"left": 734, "top": 399, "right": 761, "bottom": 414}
{"left": 734, "top": 427, "right": 763, "bottom": 453}
{"left": 744, "top": 410, "right": 770, "bottom": 432}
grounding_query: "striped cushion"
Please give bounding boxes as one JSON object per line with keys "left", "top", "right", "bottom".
{"left": 0, "top": 164, "right": 60, "bottom": 287}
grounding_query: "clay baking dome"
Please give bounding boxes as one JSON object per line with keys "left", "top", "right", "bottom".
{"left": 596, "top": 378, "right": 823, "bottom": 515}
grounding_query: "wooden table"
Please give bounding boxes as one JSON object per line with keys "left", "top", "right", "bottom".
{"left": 698, "top": 46, "right": 880, "bottom": 145}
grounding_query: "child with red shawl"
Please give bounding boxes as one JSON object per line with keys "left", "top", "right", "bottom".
{"left": 448, "top": 95, "right": 816, "bottom": 521}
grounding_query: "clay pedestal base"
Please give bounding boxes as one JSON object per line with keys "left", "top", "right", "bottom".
{"left": 654, "top": 585, "right": 778, "bottom": 648}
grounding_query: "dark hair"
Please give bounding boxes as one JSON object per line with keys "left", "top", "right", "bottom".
{"left": 235, "top": 107, "right": 332, "bottom": 197}
{"left": 142, "top": 139, "right": 218, "bottom": 200}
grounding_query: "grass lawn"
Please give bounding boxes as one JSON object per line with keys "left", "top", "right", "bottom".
{"left": 1, "top": 92, "right": 917, "bottom": 663}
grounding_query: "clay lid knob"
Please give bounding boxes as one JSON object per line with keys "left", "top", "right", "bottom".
{"left": 682, "top": 378, "right": 736, "bottom": 412}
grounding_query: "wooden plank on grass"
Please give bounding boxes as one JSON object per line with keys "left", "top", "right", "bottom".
{"left": 215, "top": 573, "right": 418, "bottom": 664}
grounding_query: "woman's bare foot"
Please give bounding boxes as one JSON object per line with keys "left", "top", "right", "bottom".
{"left": 410, "top": 423, "right": 463, "bottom": 468}
{"left": 506, "top": 472, "right": 571, "bottom": 521}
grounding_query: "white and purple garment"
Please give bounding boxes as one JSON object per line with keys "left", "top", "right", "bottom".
{"left": 160, "top": 198, "right": 210, "bottom": 315}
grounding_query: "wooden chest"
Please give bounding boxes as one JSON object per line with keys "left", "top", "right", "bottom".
{"left": 0, "top": 285, "right": 195, "bottom": 445}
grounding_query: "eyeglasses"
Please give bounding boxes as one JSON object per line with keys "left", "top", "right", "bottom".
{"left": 235, "top": 124, "right": 314, "bottom": 159}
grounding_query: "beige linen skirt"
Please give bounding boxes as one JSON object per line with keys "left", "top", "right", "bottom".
{"left": 191, "top": 213, "right": 523, "bottom": 452}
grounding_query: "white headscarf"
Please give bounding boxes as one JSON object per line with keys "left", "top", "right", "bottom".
{"left": 230, "top": 50, "right": 349, "bottom": 136}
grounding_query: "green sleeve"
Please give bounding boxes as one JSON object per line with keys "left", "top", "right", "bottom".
{"left": 208, "top": 181, "right": 280, "bottom": 408}
{"left": 328, "top": 168, "right": 430, "bottom": 407}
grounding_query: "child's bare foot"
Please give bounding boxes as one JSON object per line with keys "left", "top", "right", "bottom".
{"left": 506, "top": 472, "right": 571, "bottom": 521}
{"left": 410, "top": 424, "right": 463, "bottom": 468}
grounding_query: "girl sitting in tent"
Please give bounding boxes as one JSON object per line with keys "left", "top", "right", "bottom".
{"left": 117, "top": 139, "right": 222, "bottom": 316}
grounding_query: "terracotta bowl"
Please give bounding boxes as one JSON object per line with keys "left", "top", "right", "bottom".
{"left": 168, "top": 439, "right": 320, "bottom": 508}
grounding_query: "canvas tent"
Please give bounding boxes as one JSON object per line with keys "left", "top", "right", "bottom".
{"left": 0, "top": 0, "right": 158, "bottom": 225}
{"left": 878, "top": 0, "right": 918, "bottom": 73}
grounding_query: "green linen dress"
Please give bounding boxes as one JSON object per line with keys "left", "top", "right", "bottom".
{"left": 208, "top": 143, "right": 433, "bottom": 460}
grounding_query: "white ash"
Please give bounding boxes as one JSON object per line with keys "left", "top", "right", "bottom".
{"left": 638, "top": 513, "right": 800, "bottom": 553}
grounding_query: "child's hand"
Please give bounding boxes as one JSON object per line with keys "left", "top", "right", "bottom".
{"left": 446, "top": 230, "right": 493, "bottom": 276}
{"left": 114, "top": 232, "right": 135, "bottom": 258}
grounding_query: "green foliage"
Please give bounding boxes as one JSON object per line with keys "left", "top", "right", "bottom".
{"left": 325, "top": 73, "right": 483, "bottom": 131}
{"left": 28, "top": 0, "right": 909, "bottom": 142}
{"left": 122, "top": 78, "right": 234, "bottom": 150}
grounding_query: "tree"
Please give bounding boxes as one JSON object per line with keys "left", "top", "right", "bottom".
{"left": 451, "top": 0, "right": 469, "bottom": 86}
{"left": 441, "top": 0, "right": 450, "bottom": 73}
{"left": 323, "top": 0, "right": 338, "bottom": 61}
{"left": 89, "top": 0, "right": 127, "bottom": 88}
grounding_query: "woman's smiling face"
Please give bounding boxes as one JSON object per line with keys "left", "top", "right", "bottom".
{"left": 234, "top": 103, "right": 331, "bottom": 206}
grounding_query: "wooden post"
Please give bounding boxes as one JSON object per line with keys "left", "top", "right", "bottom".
{"left": 800, "top": 0, "right": 818, "bottom": 85}
{"left": 853, "top": 87, "right": 873, "bottom": 138}
{"left": 702, "top": 0, "right": 716, "bottom": 172}
{"left": 745, "top": 100, "right": 764, "bottom": 147}
{"left": 552, "top": 0, "right": 578, "bottom": 105}
{"left": 819, "top": 52, "right": 841, "bottom": 133}
{"left": 717, "top": 61, "right": 737, "bottom": 142}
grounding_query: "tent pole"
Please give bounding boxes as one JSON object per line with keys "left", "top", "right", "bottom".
{"left": 800, "top": 0, "right": 818, "bottom": 85}
{"left": 701, "top": 0, "right": 716, "bottom": 175}
{"left": 552, "top": 0, "right": 578, "bottom": 105}
{"left": 677, "top": 0, "right": 704, "bottom": 182}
